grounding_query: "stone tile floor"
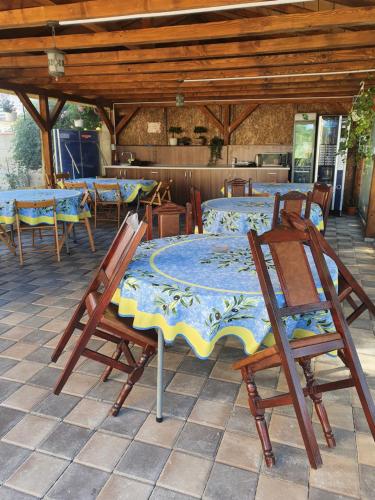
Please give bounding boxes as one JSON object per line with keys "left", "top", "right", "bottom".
{"left": 0, "top": 215, "right": 374, "bottom": 499}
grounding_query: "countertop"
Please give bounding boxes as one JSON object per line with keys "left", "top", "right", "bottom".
{"left": 106, "top": 164, "right": 290, "bottom": 171}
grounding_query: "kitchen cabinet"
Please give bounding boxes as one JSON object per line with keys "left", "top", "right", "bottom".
{"left": 257, "top": 168, "right": 289, "bottom": 183}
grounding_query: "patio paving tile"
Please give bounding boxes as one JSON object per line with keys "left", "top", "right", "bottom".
{"left": 2, "top": 384, "right": 48, "bottom": 411}
{"left": 0, "top": 407, "right": 26, "bottom": 438}
{"left": 308, "top": 488, "right": 354, "bottom": 500}
{"left": 0, "top": 379, "right": 21, "bottom": 402}
{"left": 216, "top": 431, "right": 262, "bottom": 472}
{"left": 188, "top": 398, "right": 232, "bottom": 429}
{"left": 28, "top": 366, "right": 62, "bottom": 389}
{"left": 0, "top": 486, "right": 36, "bottom": 499}
{"left": 176, "top": 357, "right": 215, "bottom": 377}
{"left": 46, "top": 462, "right": 109, "bottom": 500}
{"left": 0, "top": 342, "right": 38, "bottom": 360}
{"left": 33, "top": 392, "right": 80, "bottom": 419}
{"left": 200, "top": 379, "right": 239, "bottom": 404}
{"left": 60, "top": 372, "right": 98, "bottom": 397}
{"left": 0, "top": 326, "right": 35, "bottom": 341}
{"left": 122, "top": 385, "right": 156, "bottom": 412}
{"left": 150, "top": 487, "right": 196, "bottom": 500}
{"left": 37, "top": 422, "right": 92, "bottom": 459}
{"left": 157, "top": 450, "right": 213, "bottom": 498}
{"left": 310, "top": 452, "right": 360, "bottom": 497}
{"left": 115, "top": 440, "right": 170, "bottom": 483}
{"left": 260, "top": 442, "right": 310, "bottom": 485}
{"left": 97, "top": 475, "right": 153, "bottom": 500}
{"left": 167, "top": 372, "right": 206, "bottom": 397}
{"left": 4, "top": 452, "right": 69, "bottom": 498}
{"left": 359, "top": 464, "right": 375, "bottom": 500}
{"left": 100, "top": 408, "right": 148, "bottom": 437}
{"left": 175, "top": 422, "right": 223, "bottom": 459}
{"left": 135, "top": 413, "right": 184, "bottom": 448}
{"left": 203, "top": 462, "right": 258, "bottom": 500}
{"left": 75, "top": 432, "right": 130, "bottom": 472}
{"left": 64, "top": 398, "right": 112, "bottom": 429}
{"left": 255, "top": 474, "right": 307, "bottom": 500}
{"left": 2, "top": 414, "right": 57, "bottom": 450}
{"left": 153, "top": 392, "right": 196, "bottom": 420}
{"left": 0, "top": 356, "right": 18, "bottom": 375}
{"left": 1, "top": 360, "right": 44, "bottom": 383}
{"left": 0, "top": 442, "right": 31, "bottom": 484}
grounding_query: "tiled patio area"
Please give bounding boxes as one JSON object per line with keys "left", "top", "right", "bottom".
{"left": 0, "top": 216, "right": 374, "bottom": 500}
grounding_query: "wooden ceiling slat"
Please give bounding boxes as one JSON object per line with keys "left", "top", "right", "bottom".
{"left": 0, "top": 7, "right": 375, "bottom": 53}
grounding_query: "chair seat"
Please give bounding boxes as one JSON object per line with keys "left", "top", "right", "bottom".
{"left": 234, "top": 332, "right": 344, "bottom": 373}
{"left": 85, "top": 291, "right": 158, "bottom": 348}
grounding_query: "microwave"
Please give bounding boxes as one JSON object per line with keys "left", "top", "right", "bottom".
{"left": 255, "top": 153, "right": 291, "bottom": 167}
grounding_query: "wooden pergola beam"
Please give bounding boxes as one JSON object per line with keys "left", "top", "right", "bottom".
{"left": 15, "top": 91, "right": 47, "bottom": 131}
{"left": 1, "top": 8, "right": 375, "bottom": 53}
{"left": 39, "top": 95, "right": 54, "bottom": 186}
{"left": 114, "top": 108, "right": 139, "bottom": 136}
{"left": 199, "top": 106, "right": 224, "bottom": 133}
{"left": 228, "top": 104, "right": 259, "bottom": 135}
{"left": 50, "top": 98, "right": 66, "bottom": 128}
{"left": 96, "top": 105, "right": 114, "bottom": 135}
{"left": 0, "top": 0, "right": 275, "bottom": 29}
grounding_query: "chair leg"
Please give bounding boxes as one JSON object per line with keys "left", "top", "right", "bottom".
{"left": 100, "top": 341, "right": 124, "bottom": 382}
{"left": 94, "top": 200, "right": 97, "bottom": 228}
{"left": 83, "top": 218, "right": 95, "bottom": 252}
{"left": 53, "top": 324, "right": 93, "bottom": 395}
{"left": 16, "top": 224, "right": 23, "bottom": 266}
{"left": 54, "top": 222, "right": 61, "bottom": 262}
{"left": 241, "top": 366, "right": 275, "bottom": 467}
{"left": 111, "top": 346, "right": 156, "bottom": 416}
{"left": 51, "top": 301, "right": 87, "bottom": 362}
{"left": 299, "top": 358, "right": 336, "bottom": 448}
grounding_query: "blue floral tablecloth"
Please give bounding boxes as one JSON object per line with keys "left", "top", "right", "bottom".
{"left": 252, "top": 182, "right": 314, "bottom": 196}
{"left": 202, "top": 197, "right": 323, "bottom": 235}
{"left": 0, "top": 189, "right": 90, "bottom": 226}
{"left": 112, "top": 234, "right": 337, "bottom": 359}
{"left": 74, "top": 178, "right": 156, "bottom": 203}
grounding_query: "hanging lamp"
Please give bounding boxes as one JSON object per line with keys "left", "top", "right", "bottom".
{"left": 46, "top": 21, "right": 65, "bottom": 80}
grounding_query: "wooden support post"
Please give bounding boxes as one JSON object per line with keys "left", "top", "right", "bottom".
{"left": 97, "top": 105, "right": 116, "bottom": 164}
{"left": 39, "top": 95, "right": 54, "bottom": 187}
{"left": 199, "top": 105, "right": 224, "bottom": 134}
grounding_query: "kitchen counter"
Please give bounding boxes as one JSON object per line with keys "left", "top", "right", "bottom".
{"left": 104, "top": 164, "right": 290, "bottom": 204}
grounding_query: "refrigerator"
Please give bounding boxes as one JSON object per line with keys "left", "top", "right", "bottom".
{"left": 314, "top": 115, "right": 348, "bottom": 213}
{"left": 291, "top": 113, "right": 317, "bottom": 184}
{"left": 53, "top": 129, "right": 100, "bottom": 179}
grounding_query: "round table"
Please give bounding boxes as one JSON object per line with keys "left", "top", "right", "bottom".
{"left": 202, "top": 197, "right": 324, "bottom": 235}
{"left": 112, "top": 234, "right": 337, "bottom": 359}
{"left": 252, "top": 182, "right": 314, "bottom": 196}
{"left": 0, "top": 189, "right": 90, "bottom": 226}
{"left": 73, "top": 177, "right": 156, "bottom": 203}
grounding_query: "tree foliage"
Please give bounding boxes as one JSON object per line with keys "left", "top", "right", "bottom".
{"left": 54, "top": 103, "right": 101, "bottom": 130}
{"left": 12, "top": 113, "right": 42, "bottom": 170}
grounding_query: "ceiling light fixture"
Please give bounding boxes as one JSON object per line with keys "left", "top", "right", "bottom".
{"left": 176, "top": 93, "right": 185, "bottom": 107}
{"left": 59, "top": 1, "right": 314, "bottom": 26}
{"left": 46, "top": 21, "right": 65, "bottom": 80}
{"left": 183, "top": 68, "right": 375, "bottom": 83}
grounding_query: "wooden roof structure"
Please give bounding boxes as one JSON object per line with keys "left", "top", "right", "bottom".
{"left": 0, "top": 0, "right": 375, "bottom": 107}
{"left": 1, "top": 1, "right": 374, "bottom": 185}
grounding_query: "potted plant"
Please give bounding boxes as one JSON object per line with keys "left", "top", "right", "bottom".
{"left": 168, "top": 126, "right": 182, "bottom": 146}
{"left": 345, "top": 84, "right": 375, "bottom": 214}
{"left": 72, "top": 106, "right": 84, "bottom": 128}
{"left": 193, "top": 126, "right": 208, "bottom": 145}
{"left": 208, "top": 136, "right": 224, "bottom": 164}
{"left": 1, "top": 97, "right": 16, "bottom": 122}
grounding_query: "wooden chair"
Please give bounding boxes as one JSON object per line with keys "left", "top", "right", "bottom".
{"left": 55, "top": 172, "right": 70, "bottom": 182}
{"left": 51, "top": 215, "right": 158, "bottom": 416}
{"left": 0, "top": 223, "right": 16, "bottom": 255}
{"left": 233, "top": 224, "right": 375, "bottom": 469}
{"left": 93, "top": 182, "right": 126, "bottom": 228}
{"left": 190, "top": 186, "right": 203, "bottom": 234}
{"left": 145, "top": 201, "right": 193, "bottom": 240}
{"left": 282, "top": 211, "right": 375, "bottom": 325}
{"left": 15, "top": 199, "right": 61, "bottom": 266}
{"left": 224, "top": 177, "right": 252, "bottom": 197}
{"left": 44, "top": 174, "right": 54, "bottom": 188}
{"left": 312, "top": 183, "right": 333, "bottom": 235}
{"left": 272, "top": 190, "right": 312, "bottom": 229}
{"left": 140, "top": 179, "right": 173, "bottom": 207}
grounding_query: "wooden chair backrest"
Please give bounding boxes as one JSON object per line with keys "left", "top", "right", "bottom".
{"left": 272, "top": 190, "right": 312, "bottom": 229}
{"left": 145, "top": 202, "right": 193, "bottom": 240}
{"left": 190, "top": 186, "right": 203, "bottom": 234}
{"left": 160, "top": 179, "right": 173, "bottom": 203}
{"left": 93, "top": 182, "right": 121, "bottom": 202}
{"left": 55, "top": 173, "right": 70, "bottom": 180}
{"left": 64, "top": 181, "right": 89, "bottom": 190}
{"left": 312, "top": 183, "right": 333, "bottom": 234}
{"left": 224, "top": 178, "right": 252, "bottom": 197}
{"left": 15, "top": 199, "right": 56, "bottom": 210}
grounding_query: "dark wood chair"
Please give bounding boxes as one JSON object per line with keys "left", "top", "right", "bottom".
{"left": 145, "top": 201, "right": 193, "bottom": 240}
{"left": 190, "top": 186, "right": 203, "bottom": 234}
{"left": 282, "top": 210, "right": 375, "bottom": 325}
{"left": 312, "top": 183, "right": 333, "bottom": 235}
{"left": 140, "top": 179, "right": 173, "bottom": 207}
{"left": 51, "top": 215, "right": 158, "bottom": 416}
{"left": 224, "top": 178, "right": 252, "bottom": 197}
{"left": 272, "top": 190, "right": 312, "bottom": 229}
{"left": 93, "top": 182, "right": 127, "bottom": 228}
{"left": 233, "top": 224, "right": 375, "bottom": 469}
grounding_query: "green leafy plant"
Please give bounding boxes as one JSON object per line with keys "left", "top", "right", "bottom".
{"left": 168, "top": 126, "right": 183, "bottom": 137}
{"left": 346, "top": 85, "right": 375, "bottom": 160}
{"left": 0, "top": 96, "right": 16, "bottom": 113}
{"left": 208, "top": 136, "right": 224, "bottom": 164}
{"left": 194, "top": 126, "right": 208, "bottom": 135}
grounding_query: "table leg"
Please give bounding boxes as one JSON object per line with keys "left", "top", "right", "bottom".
{"left": 63, "top": 223, "right": 70, "bottom": 254}
{"left": 156, "top": 329, "right": 164, "bottom": 423}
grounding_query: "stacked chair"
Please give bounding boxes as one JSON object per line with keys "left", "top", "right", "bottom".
{"left": 140, "top": 179, "right": 173, "bottom": 207}
{"left": 312, "top": 183, "right": 333, "bottom": 235}
{"left": 224, "top": 177, "right": 252, "bottom": 197}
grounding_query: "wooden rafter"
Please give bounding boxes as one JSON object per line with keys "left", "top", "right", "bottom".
{"left": 228, "top": 104, "right": 258, "bottom": 135}
{"left": 1, "top": 8, "right": 375, "bottom": 52}
{"left": 96, "top": 105, "right": 114, "bottom": 135}
{"left": 199, "top": 106, "right": 224, "bottom": 133}
{"left": 50, "top": 97, "right": 66, "bottom": 128}
{"left": 15, "top": 91, "right": 46, "bottom": 131}
{"left": 114, "top": 108, "right": 139, "bottom": 136}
